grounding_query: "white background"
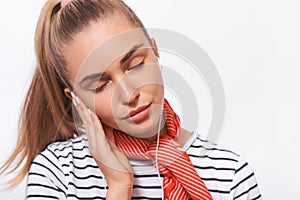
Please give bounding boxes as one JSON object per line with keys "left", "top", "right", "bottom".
{"left": 1, "top": 0, "right": 300, "bottom": 199}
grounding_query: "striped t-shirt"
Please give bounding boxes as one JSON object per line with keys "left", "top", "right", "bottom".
{"left": 26, "top": 132, "right": 262, "bottom": 199}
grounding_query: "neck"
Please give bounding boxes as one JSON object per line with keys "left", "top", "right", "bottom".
{"left": 144, "top": 124, "right": 192, "bottom": 147}
{"left": 144, "top": 123, "right": 169, "bottom": 142}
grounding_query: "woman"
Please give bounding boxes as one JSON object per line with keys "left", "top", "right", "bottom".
{"left": 0, "top": 0, "right": 262, "bottom": 199}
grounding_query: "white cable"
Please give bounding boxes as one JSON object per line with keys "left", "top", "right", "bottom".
{"left": 155, "top": 108, "right": 164, "bottom": 198}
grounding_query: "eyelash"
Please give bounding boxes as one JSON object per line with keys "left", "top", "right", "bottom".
{"left": 128, "top": 60, "right": 145, "bottom": 71}
{"left": 91, "top": 60, "right": 145, "bottom": 93}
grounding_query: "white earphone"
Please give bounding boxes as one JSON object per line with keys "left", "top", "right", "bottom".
{"left": 155, "top": 106, "right": 164, "bottom": 197}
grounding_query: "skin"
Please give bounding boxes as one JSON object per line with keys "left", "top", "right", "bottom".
{"left": 63, "top": 13, "right": 192, "bottom": 199}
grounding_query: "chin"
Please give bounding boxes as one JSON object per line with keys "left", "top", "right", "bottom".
{"left": 116, "top": 104, "right": 164, "bottom": 139}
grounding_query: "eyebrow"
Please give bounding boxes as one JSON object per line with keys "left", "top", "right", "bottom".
{"left": 79, "top": 43, "right": 144, "bottom": 85}
{"left": 120, "top": 43, "right": 144, "bottom": 64}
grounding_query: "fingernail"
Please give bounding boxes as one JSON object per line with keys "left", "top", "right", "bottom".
{"left": 70, "top": 92, "right": 76, "bottom": 98}
{"left": 75, "top": 96, "right": 80, "bottom": 104}
{"left": 71, "top": 92, "right": 80, "bottom": 105}
{"left": 70, "top": 91, "right": 80, "bottom": 104}
{"left": 87, "top": 108, "right": 92, "bottom": 115}
{"left": 72, "top": 98, "right": 77, "bottom": 106}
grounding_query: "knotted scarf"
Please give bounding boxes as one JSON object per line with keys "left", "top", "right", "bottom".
{"left": 111, "top": 99, "right": 212, "bottom": 200}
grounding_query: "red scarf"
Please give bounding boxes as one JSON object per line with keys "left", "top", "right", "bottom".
{"left": 111, "top": 99, "right": 212, "bottom": 200}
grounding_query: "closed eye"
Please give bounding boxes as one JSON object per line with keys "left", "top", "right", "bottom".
{"left": 90, "top": 80, "right": 111, "bottom": 93}
{"left": 128, "top": 60, "right": 145, "bottom": 71}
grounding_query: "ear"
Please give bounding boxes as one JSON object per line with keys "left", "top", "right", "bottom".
{"left": 64, "top": 88, "right": 72, "bottom": 100}
{"left": 150, "top": 38, "right": 160, "bottom": 58}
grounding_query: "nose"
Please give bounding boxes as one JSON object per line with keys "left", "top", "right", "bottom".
{"left": 116, "top": 77, "right": 140, "bottom": 106}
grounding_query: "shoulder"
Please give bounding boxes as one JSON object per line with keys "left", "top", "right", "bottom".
{"left": 27, "top": 135, "right": 89, "bottom": 186}
{"left": 47, "top": 134, "right": 88, "bottom": 153}
{"left": 33, "top": 135, "right": 88, "bottom": 164}
{"left": 27, "top": 135, "right": 109, "bottom": 199}
{"left": 188, "top": 135, "right": 241, "bottom": 164}
{"left": 26, "top": 135, "right": 96, "bottom": 199}
{"left": 187, "top": 135, "right": 262, "bottom": 199}
{"left": 30, "top": 134, "right": 91, "bottom": 171}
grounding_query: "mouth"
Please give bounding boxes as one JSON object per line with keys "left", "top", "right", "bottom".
{"left": 123, "top": 102, "right": 152, "bottom": 123}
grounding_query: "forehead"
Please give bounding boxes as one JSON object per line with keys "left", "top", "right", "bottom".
{"left": 64, "top": 19, "right": 151, "bottom": 85}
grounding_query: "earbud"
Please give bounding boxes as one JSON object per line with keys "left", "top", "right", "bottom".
{"left": 159, "top": 63, "right": 163, "bottom": 71}
{"left": 157, "top": 59, "right": 163, "bottom": 71}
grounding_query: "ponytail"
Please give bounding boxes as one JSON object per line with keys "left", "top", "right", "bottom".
{"left": 0, "top": 0, "right": 75, "bottom": 188}
{"left": 0, "top": 0, "right": 149, "bottom": 188}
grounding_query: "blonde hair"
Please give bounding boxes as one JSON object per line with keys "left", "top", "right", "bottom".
{"left": 0, "top": 0, "right": 148, "bottom": 188}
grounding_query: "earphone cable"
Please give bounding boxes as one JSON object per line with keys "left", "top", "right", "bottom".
{"left": 155, "top": 107, "right": 164, "bottom": 198}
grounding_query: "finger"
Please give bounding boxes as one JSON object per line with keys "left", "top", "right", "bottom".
{"left": 71, "top": 94, "right": 103, "bottom": 149}
{"left": 88, "top": 109, "right": 107, "bottom": 146}
{"left": 89, "top": 112, "right": 131, "bottom": 172}
{"left": 82, "top": 107, "right": 112, "bottom": 154}
{"left": 88, "top": 111, "right": 118, "bottom": 160}
{"left": 71, "top": 92, "right": 105, "bottom": 144}
{"left": 72, "top": 93, "right": 130, "bottom": 172}
{"left": 71, "top": 92, "right": 88, "bottom": 124}
{"left": 71, "top": 93, "right": 96, "bottom": 143}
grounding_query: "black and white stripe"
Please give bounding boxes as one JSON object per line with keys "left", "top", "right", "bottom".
{"left": 26, "top": 133, "right": 262, "bottom": 199}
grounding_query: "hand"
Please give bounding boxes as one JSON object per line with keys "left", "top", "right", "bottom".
{"left": 71, "top": 92, "right": 133, "bottom": 199}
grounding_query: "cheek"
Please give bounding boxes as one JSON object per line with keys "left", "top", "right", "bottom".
{"left": 145, "top": 83, "right": 164, "bottom": 100}
{"left": 94, "top": 93, "right": 114, "bottom": 126}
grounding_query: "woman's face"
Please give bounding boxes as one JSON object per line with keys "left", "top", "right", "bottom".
{"left": 63, "top": 14, "right": 164, "bottom": 139}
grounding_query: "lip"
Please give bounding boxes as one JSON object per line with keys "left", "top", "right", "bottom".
{"left": 123, "top": 102, "right": 151, "bottom": 123}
